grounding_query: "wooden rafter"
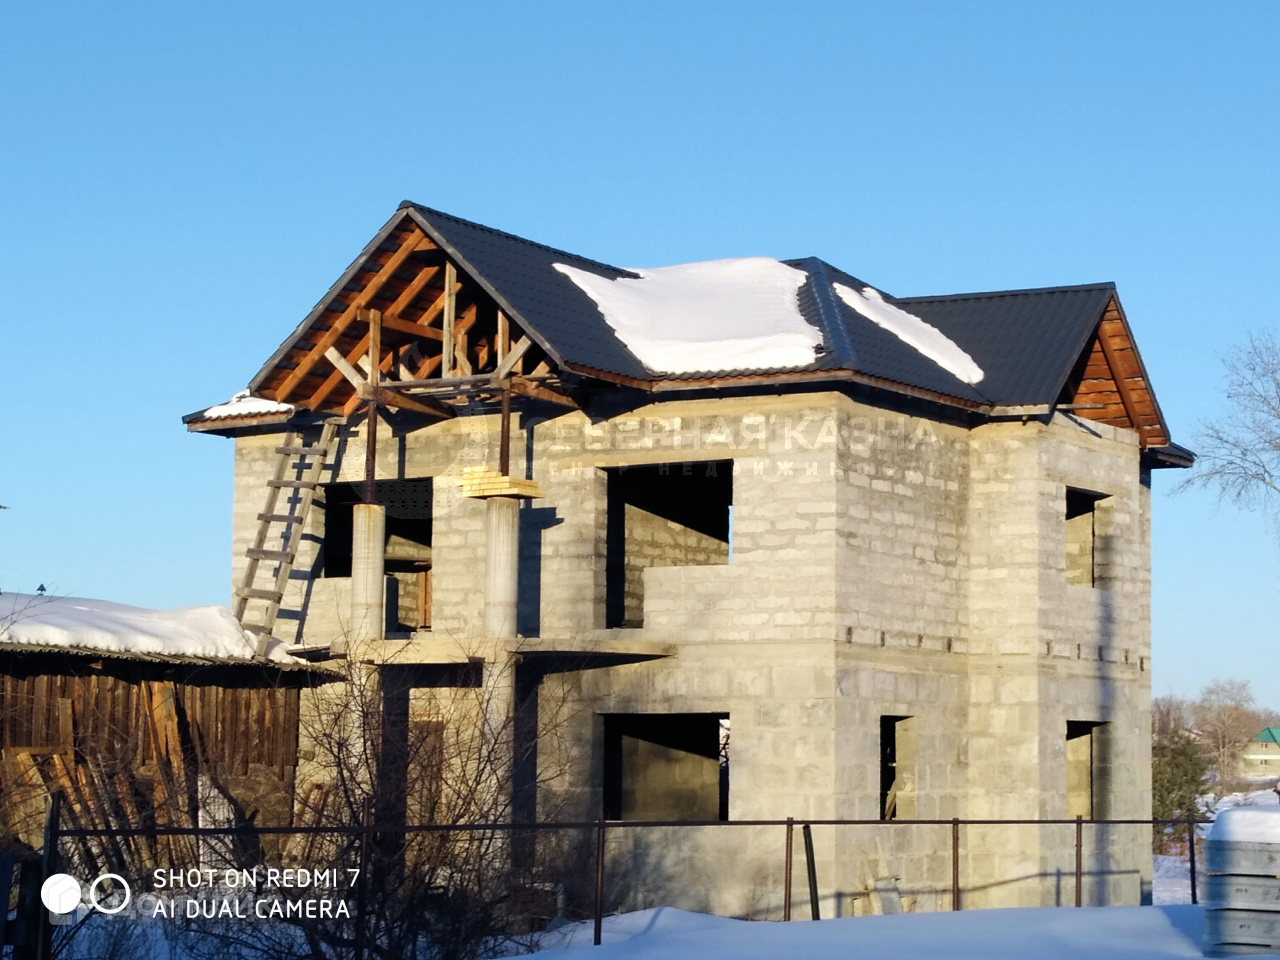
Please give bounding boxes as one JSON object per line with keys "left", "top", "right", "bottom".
{"left": 248, "top": 214, "right": 565, "bottom": 419}
{"left": 1057, "top": 297, "right": 1168, "bottom": 448}
{"left": 270, "top": 227, "right": 432, "bottom": 403}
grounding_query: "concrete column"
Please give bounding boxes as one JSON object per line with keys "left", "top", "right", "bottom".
{"left": 484, "top": 496, "right": 520, "bottom": 638}
{"left": 350, "top": 502, "right": 386, "bottom": 653}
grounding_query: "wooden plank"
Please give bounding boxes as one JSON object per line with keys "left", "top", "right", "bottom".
{"left": 497, "top": 310, "right": 509, "bottom": 363}
{"left": 381, "top": 313, "right": 444, "bottom": 341}
{"left": 58, "top": 698, "right": 73, "bottom": 764}
{"left": 384, "top": 264, "right": 441, "bottom": 319}
{"left": 271, "top": 229, "right": 428, "bottom": 402}
{"left": 508, "top": 376, "right": 578, "bottom": 408}
{"left": 367, "top": 307, "right": 382, "bottom": 394}
{"left": 1095, "top": 325, "right": 1143, "bottom": 443}
{"left": 442, "top": 262, "right": 456, "bottom": 376}
{"left": 495, "top": 336, "right": 532, "bottom": 379}
{"left": 378, "top": 389, "right": 454, "bottom": 418}
{"left": 323, "top": 346, "right": 368, "bottom": 391}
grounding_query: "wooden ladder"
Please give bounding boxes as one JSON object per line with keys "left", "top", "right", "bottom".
{"left": 234, "top": 421, "right": 339, "bottom": 657}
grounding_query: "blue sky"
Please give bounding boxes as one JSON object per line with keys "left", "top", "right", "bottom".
{"left": 1, "top": 2, "right": 1277, "bottom": 705}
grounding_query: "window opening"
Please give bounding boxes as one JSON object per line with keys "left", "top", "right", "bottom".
{"left": 1065, "top": 488, "right": 1109, "bottom": 587}
{"left": 602, "top": 713, "right": 729, "bottom": 821}
{"left": 323, "top": 478, "right": 433, "bottom": 630}
{"left": 1066, "top": 720, "right": 1107, "bottom": 819}
{"left": 880, "top": 715, "right": 915, "bottom": 820}
{"left": 604, "top": 461, "right": 732, "bottom": 628}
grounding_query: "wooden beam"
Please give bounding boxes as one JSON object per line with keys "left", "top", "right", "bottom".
{"left": 367, "top": 308, "right": 381, "bottom": 391}
{"left": 381, "top": 314, "right": 444, "bottom": 341}
{"left": 377, "top": 388, "right": 455, "bottom": 419}
{"left": 272, "top": 229, "right": 428, "bottom": 402}
{"left": 508, "top": 376, "right": 578, "bottom": 408}
{"left": 1094, "top": 322, "right": 1144, "bottom": 445}
{"left": 384, "top": 264, "right": 440, "bottom": 318}
{"left": 442, "top": 262, "right": 456, "bottom": 377}
{"left": 496, "top": 336, "right": 532, "bottom": 379}
{"left": 324, "top": 346, "right": 367, "bottom": 391}
{"left": 497, "top": 311, "right": 509, "bottom": 363}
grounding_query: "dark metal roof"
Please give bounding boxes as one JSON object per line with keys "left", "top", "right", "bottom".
{"left": 402, "top": 203, "right": 651, "bottom": 380}
{"left": 401, "top": 202, "right": 1122, "bottom": 408}
{"left": 894, "top": 283, "right": 1116, "bottom": 407}
{"left": 225, "top": 202, "right": 1182, "bottom": 461}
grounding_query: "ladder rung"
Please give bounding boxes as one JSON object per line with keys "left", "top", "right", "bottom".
{"left": 241, "top": 623, "right": 271, "bottom": 635}
{"left": 258, "top": 513, "right": 304, "bottom": 524}
{"left": 246, "top": 548, "right": 293, "bottom": 562}
{"left": 238, "top": 588, "right": 283, "bottom": 602}
{"left": 275, "top": 446, "right": 327, "bottom": 456}
{"left": 267, "top": 479, "right": 317, "bottom": 489}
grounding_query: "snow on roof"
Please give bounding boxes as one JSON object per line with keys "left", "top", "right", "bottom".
{"left": 0, "top": 593, "right": 304, "bottom": 666}
{"left": 1209, "top": 806, "right": 1280, "bottom": 844}
{"left": 196, "top": 389, "right": 294, "bottom": 421}
{"left": 553, "top": 258, "right": 822, "bottom": 375}
{"left": 834, "top": 283, "right": 985, "bottom": 385}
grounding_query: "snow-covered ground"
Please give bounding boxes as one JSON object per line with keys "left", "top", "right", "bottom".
{"left": 519, "top": 904, "right": 1217, "bottom": 960}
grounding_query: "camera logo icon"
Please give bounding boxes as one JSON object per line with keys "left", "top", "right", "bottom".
{"left": 41, "top": 873, "right": 132, "bottom": 915}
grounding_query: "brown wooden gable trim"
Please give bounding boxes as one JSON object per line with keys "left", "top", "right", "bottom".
{"left": 254, "top": 213, "right": 555, "bottom": 414}
{"left": 1057, "top": 295, "right": 1169, "bottom": 448}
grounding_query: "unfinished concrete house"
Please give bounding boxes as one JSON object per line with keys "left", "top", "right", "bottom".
{"left": 184, "top": 202, "right": 1192, "bottom": 916}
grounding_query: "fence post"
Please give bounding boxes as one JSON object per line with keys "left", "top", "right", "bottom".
{"left": 801, "top": 824, "right": 819, "bottom": 921}
{"left": 354, "top": 798, "right": 371, "bottom": 960}
{"left": 1074, "top": 815, "right": 1083, "bottom": 908}
{"left": 1188, "top": 820, "right": 1198, "bottom": 905}
{"left": 783, "top": 818, "right": 794, "bottom": 921}
{"left": 951, "top": 818, "right": 960, "bottom": 911}
{"left": 593, "top": 818, "right": 606, "bottom": 946}
{"left": 34, "top": 791, "right": 61, "bottom": 960}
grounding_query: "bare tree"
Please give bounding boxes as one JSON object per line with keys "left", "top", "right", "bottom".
{"left": 1152, "top": 695, "right": 1193, "bottom": 743}
{"left": 1192, "top": 679, "right": 1270, "bottom": 789}
{"left": 1179, "top": 331, "right": 1280, "bottom": 512}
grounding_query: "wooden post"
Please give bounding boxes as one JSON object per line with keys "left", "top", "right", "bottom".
{"left": 442, "top": 263, "right": 456, "bottom": 377}
{"left": 1188, "top": 821, "right": 1198, "bottom": 905}
{"left": 499, "top": 389, "right": 512, "bottom": 476}
{"left": 802, "top": 823, "right": 819, "bottom": 920}
{"left": 497, "top": 310, "right": 509, "bottom": 363}
{"left": 1075, "top": 815, "right": 1083, "bottom": 907}
{"left": 951, "top": 818, "right": 960, "bottom": 910}
{"left": 34, "top": 792, "right": 60, "bottom": 960}
{"left": 364, "top": 308, "right": 381, "bottom": 504}
{"left": 783, "top": 818, "right": 794, "bottom": 921}
{"left": 593, "top": 818, "right": 606, "bottom": 945}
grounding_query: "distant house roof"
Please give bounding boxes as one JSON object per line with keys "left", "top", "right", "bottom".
{"left": 186, "top": 202, "right": 1187, "bottom": 463}
{"left": 1253, "top": 728, "right": 1280, "bottom": 744}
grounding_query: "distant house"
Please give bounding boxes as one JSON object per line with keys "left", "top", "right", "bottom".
{"left": 1242, "top": 728, "right": 1280, "bottom": 779}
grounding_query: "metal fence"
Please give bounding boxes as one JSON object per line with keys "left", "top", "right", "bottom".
{"left": 4, "top": 796, "right": 1214, "bottom": 960}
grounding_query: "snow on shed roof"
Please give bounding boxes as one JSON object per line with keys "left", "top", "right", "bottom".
{"left": 0, "top": 593, "right": 307, "bottom": 667}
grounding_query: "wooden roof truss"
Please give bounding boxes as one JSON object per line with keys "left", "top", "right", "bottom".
{"left": 258, "top": 218, "right": 567, "bottom": 417}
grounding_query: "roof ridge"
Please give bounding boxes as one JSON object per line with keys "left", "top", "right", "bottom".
{"left": 894, "top": 282, "right": 1117, "bottom": 304}
{"left": 400, "top": 201, "right": 638, "bottom": 278}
